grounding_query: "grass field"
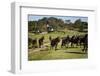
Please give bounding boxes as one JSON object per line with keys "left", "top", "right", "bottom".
{"left": 28, "top": 30, "right": 88, "bottom": 61}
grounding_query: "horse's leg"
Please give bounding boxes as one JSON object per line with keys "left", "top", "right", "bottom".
{"left": 66, "top": 42, "right": 68, "bottom": 48}
{"left": 84, "top": 45, "right": 87, "bottom": 53}
{"left": 86, "top": 46, "right": 88, "bottom": 53}
{"left": 82, "top": 44, "right": 85, "bottom": 52}
{"left": 76, "top": 42, "right": 78, "bottom": 47}
{"left": 72, "top": 43, "right": 74, "bottom": 48}
{"left": 67, "top": 43, "right": 68, "bottom": 48}
{"left": 67, "top": 42, "right": 69, "bottom": 48}
{"left": 76, "top": 42, "right": 78, "bottom": 46}
{"left": 41, "top": 42, "right": 43, "bottom": 48}
{"left": 85, "top": 45, "right": 88, "bottom": 53}
{"left": 39, "top": 41, "right": 40, "bottom": 48}
{"left": 61, "top": 43, "right": 63, "bottom": 48}
{"left": 71, "top": 42, "right": 73, "bottom": 47}
{"left": 80, "top": 42, "right": 82, "bottom": 48}
{"left": 39, "top": 43, "right": 42, "bottom": 48}
{"left": 55, "top": 44, "right": 57, "bottom": 51}
{"left": 76, "top": 42, "right": 78, "bottom": 48}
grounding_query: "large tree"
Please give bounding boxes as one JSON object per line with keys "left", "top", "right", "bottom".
{"left": 73, "top": 19, "right": 88, "bottom": 32}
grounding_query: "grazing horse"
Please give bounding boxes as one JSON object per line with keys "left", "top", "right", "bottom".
{"left": 61, "top": 35, "right": 70, "bottom": 48}
{"left": 39, "top": 36, "right": 44, "bottom": 48}
{"left": 50, "top": 36, "right": 60, "bottom": 50}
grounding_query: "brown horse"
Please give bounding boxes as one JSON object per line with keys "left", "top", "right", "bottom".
{"left": 61, "top": 35, "right": 70, "bottom": 48}
{"left": 82, "top": 34, "right": 88, "bottom": 53}
{"left": 38, "top": 36, "right": 44, "bottom": 48}
{"left": 50, "top": 36, "right": 60, "bottom": 50}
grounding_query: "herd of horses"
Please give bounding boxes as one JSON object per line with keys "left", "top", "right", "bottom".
{"left": 28, "top": 34, "right": 88, "bottom": 53}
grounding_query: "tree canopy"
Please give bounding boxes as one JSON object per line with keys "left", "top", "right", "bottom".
{"left": 28, "top": 17, "right": 88, "bottom": 33}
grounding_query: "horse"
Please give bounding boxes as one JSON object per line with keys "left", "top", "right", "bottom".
{"left": 50, "top": 36, "right": 60, "bottom": 50}
{"left": 32, "top": 38, "right": 38, "bottom": 48}
{"left": 28, "top": 38, "right": 37, "bottom": 48}
{"left": 38, "top": 36, "right": 44, "bottom": 48}
{"left": 70, "top": 35, "right": 76, "bottom": 47}
{"left": 61, "top": 35, "right": 70, "bottom": 48}
{"left": 69, "top": 35, "right": 80, "bottom": 48}
{"left": 82, "top": 34, "right": 88, "bottom": 52}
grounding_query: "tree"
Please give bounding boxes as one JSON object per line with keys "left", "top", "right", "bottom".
{"left": 73, "top": 19, "right": 88, "bottom": 32}
{"left": 74, "top": 19, "right": 82, "bottom": 28}
{"left": 28, "top": 21, "right": 37, "bottom": 32}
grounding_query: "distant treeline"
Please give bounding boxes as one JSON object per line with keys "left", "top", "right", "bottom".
{"left": 28, "top": 17, "right": 88, "bottom": 33}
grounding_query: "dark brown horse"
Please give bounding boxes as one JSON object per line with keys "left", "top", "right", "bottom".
{"left": 50, "top": 36, "right": 60, "bottom": 50}
{"left": 39, "top": 36, "right": 44, "bottom": 48}
{"left": 82, "top": 34, "right": 88, "bottom": 52}
{"left": 70, "top": 35, "right": 80, "bottom": 47}
{"left": 61, "top": 35, "right": 70, "bottom": 48}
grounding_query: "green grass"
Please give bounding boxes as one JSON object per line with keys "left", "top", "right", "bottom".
{"left": 29, "top": 30, "right": 86, "bottom": 39}
{"left": 28, "top": 45, "right": 88, "bottom": 61}
{"left": 28, "top": 30, "right": 88, "bottom": 61}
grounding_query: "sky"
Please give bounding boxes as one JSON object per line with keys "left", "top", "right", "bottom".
{"left": 28, "top": 15, "right": 88, "bottom": 23}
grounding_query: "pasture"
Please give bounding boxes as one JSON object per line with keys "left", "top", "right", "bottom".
{"left": 28, "top": 30, "right": 88, "bottom": 61}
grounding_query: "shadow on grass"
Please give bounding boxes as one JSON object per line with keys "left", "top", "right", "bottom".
{"left": 65, "top": 51, "right": 87, "bottom": 54}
